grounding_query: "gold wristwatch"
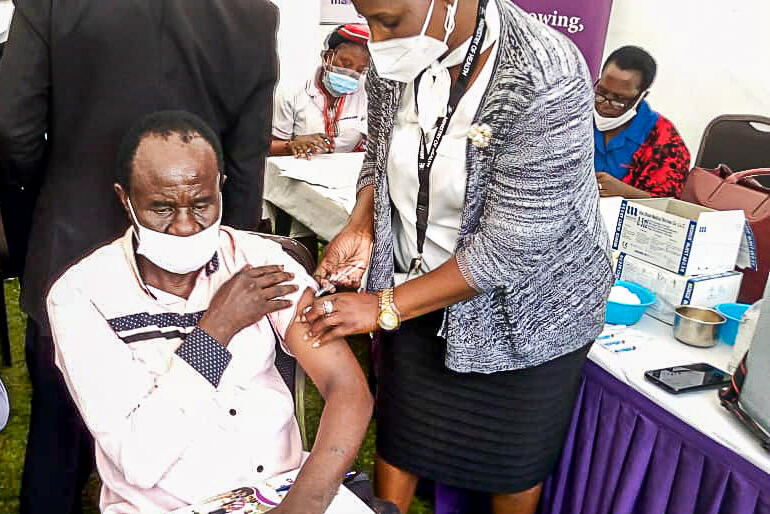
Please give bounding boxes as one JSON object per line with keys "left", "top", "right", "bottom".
{"left": 377, "top": 287, "right": 401, "bottom": 332}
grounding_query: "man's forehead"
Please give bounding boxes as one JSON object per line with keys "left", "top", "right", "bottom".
{"left": 135, "top": 133, "right": 216, "bottom": 167}
{"left": 131, "top": 133, "right": 219, "bottom": 189}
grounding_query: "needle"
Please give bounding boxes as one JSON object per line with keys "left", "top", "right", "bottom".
{"left": 314, "top": 264, "right": 367, "bottom": 297}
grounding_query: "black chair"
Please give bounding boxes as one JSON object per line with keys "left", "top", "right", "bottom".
{"left": 260, "top": 233, "right": 315, "bottom": 450}
{"left": 695, "top": 115, "right": 770, "bottom": 187}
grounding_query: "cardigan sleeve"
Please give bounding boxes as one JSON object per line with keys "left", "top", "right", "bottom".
{"left": 455, "top": 74, "right": 598, "bottom": 292}
{"left": 356, "top": 69, "right": 387, "bottom": 194}
{"left": 623, "top": 116, "right": 691, "bottom": 198}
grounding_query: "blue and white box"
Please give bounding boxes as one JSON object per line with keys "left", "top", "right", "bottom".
{"left": 614, "top": 252, "right": 743, "bottom": 325}
{"left": 602, "top": 198, "right": 746, "bottom": 276}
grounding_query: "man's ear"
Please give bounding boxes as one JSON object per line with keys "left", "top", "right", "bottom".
{"left": 114, "top": 183, "right": 131, "bottom": 219}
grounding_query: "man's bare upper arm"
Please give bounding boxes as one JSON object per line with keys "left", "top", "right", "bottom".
{"left": 283, "top": 289, "right": 366, "bottom": 397}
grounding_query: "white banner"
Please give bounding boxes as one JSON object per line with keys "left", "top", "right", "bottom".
{"left": 320, "top": 0, "right": 364, "bottom": 25}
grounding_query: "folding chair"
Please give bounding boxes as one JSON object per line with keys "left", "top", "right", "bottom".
{"left": 260, "top": 233, "right": 315, "bottom": 450}
{"left": 695, "top": 115, "right": 770, "bottom": 187}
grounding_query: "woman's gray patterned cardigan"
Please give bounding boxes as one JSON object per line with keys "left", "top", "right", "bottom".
{"left": 357, "top": 0, "right": 614, "bottom": 373}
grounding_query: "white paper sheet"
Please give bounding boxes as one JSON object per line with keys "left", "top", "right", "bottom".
{"left": 273, "top": 153, "right": 364, "bottom": 190}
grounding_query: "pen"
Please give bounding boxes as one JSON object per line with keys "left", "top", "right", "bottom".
{"left": 275, "top": 471, "right": 357, "bottom": 493}
{"left": 601, "top": 339, "right": 626, "bottom": 347}
{"left": 613, "top": 346, "right": 636, "bottom": 353}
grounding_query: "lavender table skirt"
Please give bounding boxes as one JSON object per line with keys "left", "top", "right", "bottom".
{"left": 436, "top": 361, "right": 770, "bottom": 514}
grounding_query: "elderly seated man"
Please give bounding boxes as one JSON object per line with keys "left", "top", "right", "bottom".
{"left": 46, "top": 110, "right": 373, "bottom": 513}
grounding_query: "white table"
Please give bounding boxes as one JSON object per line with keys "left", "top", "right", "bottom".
{"left": 263, "top": 154, "right": 363, "bottom": 242}
{"left": 588, "top": 315, "right": 770, "bottom": 474}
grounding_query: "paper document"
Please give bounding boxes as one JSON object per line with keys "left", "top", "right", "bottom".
{"left": 273, "top": 153, "right": 364, "bottom": 190}
{"left": 169, "top": 468, "right": 372, "bottom": 514}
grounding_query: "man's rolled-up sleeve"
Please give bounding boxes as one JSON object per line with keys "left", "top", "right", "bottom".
{"left": 454, "top": 76, "right": 596, "bottom": 292}
{"left": 47, "top": 273, "right": 231, "bottom": 489}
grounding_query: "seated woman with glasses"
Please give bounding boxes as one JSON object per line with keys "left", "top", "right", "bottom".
{"left": 594, "top": 46, "right": 690, "bottom": 198}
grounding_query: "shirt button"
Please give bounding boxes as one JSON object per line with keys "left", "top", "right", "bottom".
{"left": 229, "top": 408, "right": 237, "bottom": 416}
{"left": 257, "top": 465, "right": 264, "bottom": 473}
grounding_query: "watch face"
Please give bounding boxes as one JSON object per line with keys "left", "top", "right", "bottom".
{"left": 379, "top": 311, "right": 399, "bottom": 331}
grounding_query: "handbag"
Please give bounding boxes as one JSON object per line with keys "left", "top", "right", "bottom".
{"left": 681, "top": 165, "right": 770, "bottom": 303}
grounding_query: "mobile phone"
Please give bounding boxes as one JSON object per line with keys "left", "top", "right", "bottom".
{"left": 644, "top": 363, "right": 731, "bottom": 394}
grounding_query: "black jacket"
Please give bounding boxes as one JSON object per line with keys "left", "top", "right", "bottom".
{"left": 0, "top": 0, "right": 278, "bottom": 327}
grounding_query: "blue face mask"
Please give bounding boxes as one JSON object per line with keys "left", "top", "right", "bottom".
{"left": 322, "top": 66, "right": 362, "bottom": 97}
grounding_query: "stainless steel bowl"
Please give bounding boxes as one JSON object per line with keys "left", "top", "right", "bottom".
{"left": 673, "top": 306, "right": 727, "bottom": 347}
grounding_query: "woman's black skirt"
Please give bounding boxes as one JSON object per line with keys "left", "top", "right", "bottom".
{"left": 375, "top": 310, "right": 590, "bottom": 494}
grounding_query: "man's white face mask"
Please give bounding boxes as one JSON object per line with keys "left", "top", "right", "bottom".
{"left": 127, "top": 195, "right": 222, "bottom": 275}
{"left": 366, "top": 0, "right": 459, "bottom": 83}
{"left": 594, "top": 91, "right": 648, "bottom": 132}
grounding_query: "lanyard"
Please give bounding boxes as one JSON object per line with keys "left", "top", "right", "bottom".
{"left": 409, "top": 0, "right": 489, "bottom": 277}
{"left": 318, "top": 75, "right": 347, "bottom": 138}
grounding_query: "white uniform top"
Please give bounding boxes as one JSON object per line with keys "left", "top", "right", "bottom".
{"left": 47, "top": 227, "right": 316, "bottom": 513}
{"left": 273, "top": 74, "right": 368, "bottom": 153}
{"left": 388, "top": 1, "right": 500, "bottom": 273}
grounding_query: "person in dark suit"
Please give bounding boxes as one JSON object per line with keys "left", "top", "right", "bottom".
{"left": 0, "top": 1, "right": 279, "bottom": 512}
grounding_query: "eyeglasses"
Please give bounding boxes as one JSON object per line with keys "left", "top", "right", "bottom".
{"left": 594, "top": 92, "right": 634, "bottom": 111}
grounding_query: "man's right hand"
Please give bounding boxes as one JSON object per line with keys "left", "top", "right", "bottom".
{"left": 198, "top": 265, "right": 298, "bottom": 346}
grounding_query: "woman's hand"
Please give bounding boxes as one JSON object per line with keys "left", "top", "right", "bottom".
{"left": 596, "top": 172, "right": 651, "bottom": 199}
{"left": 302, "top": 292, "right": 379, "bottom": 347}
{"left": 314, "top": 225, "right": 373, "bottom": 293}
{"left": 287, "top": 134, "right": 334, "bottom": 159}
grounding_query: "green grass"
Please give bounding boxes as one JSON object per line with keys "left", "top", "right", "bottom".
{"left": 0, "top": 279, "right": 432, "bottom": 513}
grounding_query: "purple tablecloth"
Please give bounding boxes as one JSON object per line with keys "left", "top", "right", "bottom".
{"left": 436, "top": 360, "right": 770, "bottom": 514}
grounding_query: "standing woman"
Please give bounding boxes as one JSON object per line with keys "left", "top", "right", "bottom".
{"left": 305, "top": 0, "right": 613, "bottom": 512}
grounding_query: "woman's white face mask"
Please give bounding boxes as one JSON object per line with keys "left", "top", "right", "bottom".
{"left": 127, "top": 195, "right": 222, "bottom": 275}
{"left": 594, "top": 92, "right": 648, "bottom": 132}
{"left": 367, "top": 0, "right": 459, "bottom": 83}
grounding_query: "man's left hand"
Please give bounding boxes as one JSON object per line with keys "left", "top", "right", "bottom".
{"left": 302, "top": 292, "right": 379, "bottom": 347}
